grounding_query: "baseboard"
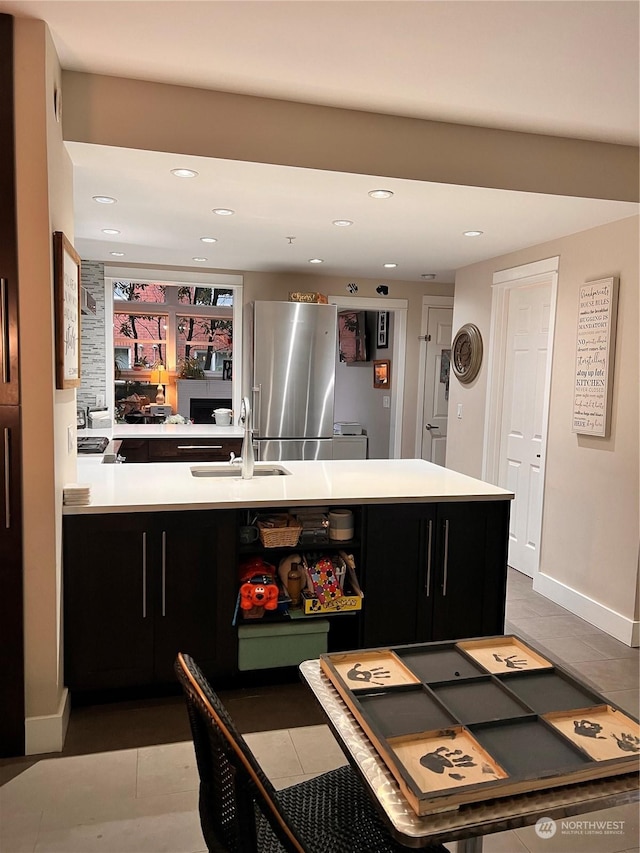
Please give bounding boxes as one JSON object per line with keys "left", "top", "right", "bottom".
{"left": 25, "top": 687, "right": 71, "bottom": 755}
{"left": 534, "top": 573, "right": 639, "bottom": 647}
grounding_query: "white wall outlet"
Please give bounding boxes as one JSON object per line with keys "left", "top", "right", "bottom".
{"left": 383, "top": 396, "right": 390, "bottom": 408}
{"left": 96, "top": 392, "right": 106, "bottom": 408}
{"left": 67, "top": 425, "right": 74, "bottom": 453}
{"left": 457, "top": 403, "right": 463, "bottom": 419}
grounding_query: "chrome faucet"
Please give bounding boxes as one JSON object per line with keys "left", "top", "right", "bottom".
{"left": 239, "top": 397, "right": 255, "bottom": 479}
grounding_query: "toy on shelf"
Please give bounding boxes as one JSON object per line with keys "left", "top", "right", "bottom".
{"left": 238, "top": 557, "right": 279, "bottom": 619}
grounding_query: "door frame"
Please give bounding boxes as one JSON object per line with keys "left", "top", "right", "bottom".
{"left": 483, "top": 256, "right": 559, "bottom": 574}
{"left": 329, "top": 295, "right": 407, "bottom": 458}
{"left": 414, "top": 296, "right": 454, "bottom": 459}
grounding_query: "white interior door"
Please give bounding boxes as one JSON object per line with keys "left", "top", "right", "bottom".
{"left": 421, "top": 308, "right": 453, "bottom": 465}
{"left": 499, "top": 282, "right": 552, "bottom": 577}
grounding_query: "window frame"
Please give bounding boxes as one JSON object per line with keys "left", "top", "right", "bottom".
{"left": 105, "top": 269, "right": 243, "bottom": 420}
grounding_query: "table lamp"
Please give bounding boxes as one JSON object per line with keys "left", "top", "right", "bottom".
{"left": 153, "top": 365, "right": 165, "bottom": 405}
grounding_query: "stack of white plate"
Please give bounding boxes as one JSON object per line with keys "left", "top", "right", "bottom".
{"left": 63, "top": 484, "right": 91, "bottom": 506}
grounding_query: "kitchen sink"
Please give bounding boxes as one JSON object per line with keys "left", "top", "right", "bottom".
{"left": 190, "top": 464, "right": 291, "bottom": 478}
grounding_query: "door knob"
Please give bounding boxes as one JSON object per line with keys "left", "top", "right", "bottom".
{"left": 425, "top": 424, "right": 439, "bottom": 431}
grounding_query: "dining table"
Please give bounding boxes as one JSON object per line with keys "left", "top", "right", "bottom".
{"left": 299, "top": 637, "right": 640, "bottom": 852}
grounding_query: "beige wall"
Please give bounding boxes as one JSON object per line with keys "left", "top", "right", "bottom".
{"left": 62, "top": 72, "right": 638, "bottom": 203}
{"left": 14, "top": 18, "right": 75, "bottom": 733}
{"left": 449, "top": 216, "right": 639, "bottom": 638}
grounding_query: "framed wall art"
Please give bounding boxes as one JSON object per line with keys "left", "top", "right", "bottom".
{"left": 377, "top": 311, "right": 389, "bottom": 349}
{"left": 571, "top": 276, "right": 619, "bottom": 437}
{"left": 53, "top": 231, "right": 82, "bottom": 389}
{"left": 373, "top": 359, "right": 390, "bottom": 389}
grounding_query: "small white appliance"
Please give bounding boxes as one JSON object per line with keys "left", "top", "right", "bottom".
{"left": 333, "top": 422, "right": 363, "bottom": 435}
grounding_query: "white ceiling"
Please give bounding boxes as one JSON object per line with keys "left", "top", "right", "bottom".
{"left": 2, "top": 0, "right": 639, "bottom": 281}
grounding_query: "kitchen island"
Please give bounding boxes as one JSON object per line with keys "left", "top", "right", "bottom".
{"left": 63, "top": 458, "right": 513, "bottom": 693}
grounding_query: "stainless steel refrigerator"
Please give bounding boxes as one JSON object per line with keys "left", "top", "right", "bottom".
{"left": 252, "top": 301, "right": 337, "bottom": 460}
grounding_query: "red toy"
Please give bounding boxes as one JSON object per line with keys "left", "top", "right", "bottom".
{"left": 240, "top": 579, "right": 279, "bottom": 610}
{"left": 238, "top": 558, "right": 279, "bottom": 611}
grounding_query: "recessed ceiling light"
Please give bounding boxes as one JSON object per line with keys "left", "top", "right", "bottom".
{"left": 110, "top": 251, "right": 125, "bottom": 256}
{"left": 200, "top": 236, "right": 217, "bottom": 243}
{"left": 383, "top": 263, "right": 398, "bottom": 269}
{"left": 308, "top": 258, "right": 324, "bottom": 264}
{"left": 463, "top": 230, "right": 483, "bottom": 237}
{"left": 212, "top": 208, "right": 235, "bottom": 216}
{"left": 332, "top": 219, "right": 353, "bottom": 227}
{"left": 171, "top": 168, "right": 198, "bottom": 178}
{"left": 102, "top": 228, "right": 120, "bottom": 235}
{"left": 421, "top": 273, "right": 436, "bottom": 280}
{"left": 192, "top": 257, "right": 207, "bottom": 262}
{"left": 93, "top": 196, "right": 116, "bottom": 204}
{"left": 368, "top": 189, "right": 394, "bottom": 199}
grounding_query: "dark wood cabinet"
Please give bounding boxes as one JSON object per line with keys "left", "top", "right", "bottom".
{"left": 63, "top": 499, "right": 509, "bottom": 690}
{"left": 152, "top": 510, "right": 238, "bottom": 682}
{"left": 362, "top": 501, "right": 509, "bottom": 648}
{"left": 148, "top": 437, "right": 242, "bottom": 463}
{"left": 117, "top": 437, "right": 148, "bottom": 463}
{"left": 118, "top": 437, "right": 242, "bottom": 463}
{"left": 0, "top": 406, "right": 24, "bottom": 754}
{"left": 0, "top": 16, "right": 19, "bottom": 409}
{"left": 63, "top": 509, "right": 238, "bottom": 691}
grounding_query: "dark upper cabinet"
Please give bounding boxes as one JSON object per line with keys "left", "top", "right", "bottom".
{"left": 362, "top": 501, "right": 510, "bottom": 648}
{"left": 0, "top": 14, "right": 19, "bottom": 408}
{"left": 63, "top": 509, "right": 238, "bottom": 691}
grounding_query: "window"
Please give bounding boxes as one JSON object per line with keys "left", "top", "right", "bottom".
{"left": 107, "top": 273, "right": 242, "bottom": 418}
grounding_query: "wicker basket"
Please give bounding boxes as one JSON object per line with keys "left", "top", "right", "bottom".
{"left": 257, "top": 514, "right": 302, "bottom": 548}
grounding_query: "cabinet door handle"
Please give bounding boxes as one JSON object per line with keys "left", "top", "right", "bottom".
{"left": 442, "top": 519, "right": 450, "bottom": 597}
{"left": 3, "top": 427, "right": 10, "bottom": 529}
{"left": 142, "top": 531, "right": 147, "bottom": 618}
{"left": 0, "top": 278, "right": 9, "bottom": 385}
{"left": 425, "top": 518, "right": 433, "bottom": 596}
{"left": 161, "top": 530, "right": 166, "bottom": 617}
{"left": 177, "top": 445, "right": 223, "bottom": 450}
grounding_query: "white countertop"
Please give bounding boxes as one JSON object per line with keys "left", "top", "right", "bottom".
{"left": 66, "top": 457, "right": 513, "bottom": 515}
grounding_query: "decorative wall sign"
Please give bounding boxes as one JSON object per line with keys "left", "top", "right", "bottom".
{"left": 572, "top": 276, "right": 619, "bottom": 437}
{"left": 53, "top": 231, "right": 82, "bottom": 389}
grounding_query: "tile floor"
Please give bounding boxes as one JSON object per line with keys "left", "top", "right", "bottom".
{"left": 1, "top": 569, "right": 638, "bottom": 853}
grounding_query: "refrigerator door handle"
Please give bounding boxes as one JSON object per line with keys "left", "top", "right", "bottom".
{"left": 252, "top": 384, "right": 261, "bottom": 436}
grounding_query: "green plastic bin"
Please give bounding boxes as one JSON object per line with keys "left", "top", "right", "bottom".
{"left": 237, "top": 619, "right": 329, "bottom": 671}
